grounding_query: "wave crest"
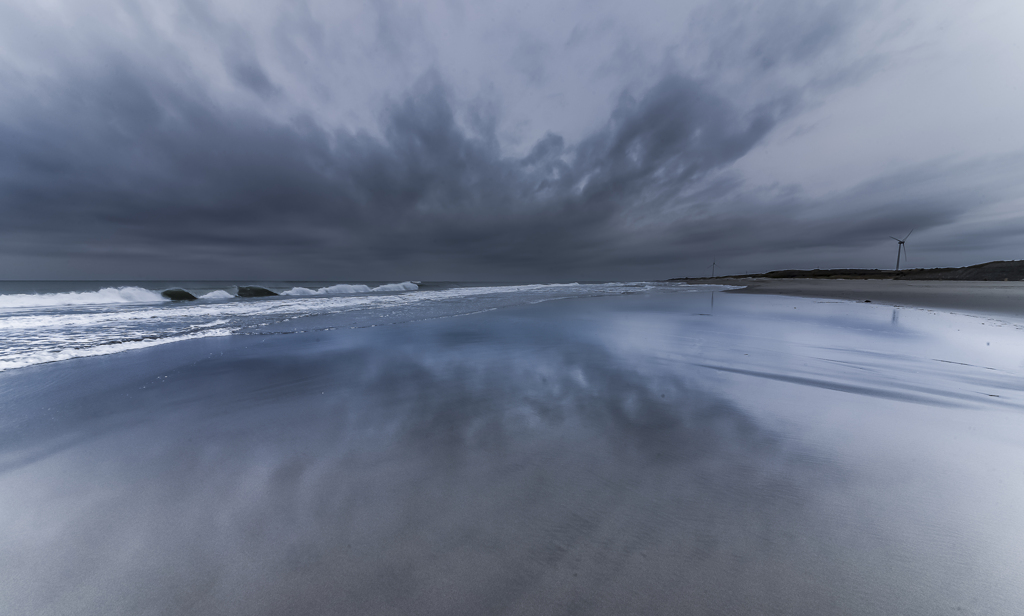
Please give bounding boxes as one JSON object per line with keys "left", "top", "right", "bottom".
{"left": 373, "top": 282, "right": 419, "bottom": 292}
{"left": 281, "top": 282, "right": 418, "bottom": 296}
{"left": 0, "top": 287, "right": 167, "bottom": 308}
{"left": 320, "top": 284, "right": 374, "bottom": 294}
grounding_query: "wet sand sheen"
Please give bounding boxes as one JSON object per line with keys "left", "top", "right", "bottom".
{"left": 1, "top": 291, "right": 1023, "bottom": 614}
{"left": 724, "top": 278, "right": 1024, "bottom": 318}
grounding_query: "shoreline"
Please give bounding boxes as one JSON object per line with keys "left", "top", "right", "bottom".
{"left": 701, "top": 278, "right": 1024, "bottom": 319}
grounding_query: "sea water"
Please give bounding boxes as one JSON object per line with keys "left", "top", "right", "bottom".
{"left": 0, "top": 280, "right": 700, "bottom": 371}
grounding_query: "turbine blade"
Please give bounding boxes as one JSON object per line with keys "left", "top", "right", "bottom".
{"left": 889, "top": 236, "right": 901, "bottom": 241}
{"left": 903, "top": 229, "right": 914, "bottom": 241}
{"left": 902, "top": 244, "right": 908, "bottom": 261}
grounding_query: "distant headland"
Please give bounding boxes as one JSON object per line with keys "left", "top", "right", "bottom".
{"left": 670, "top": 260, "right": 1024, "bottom": 318}
{"left": 672, "top": 260, "right": 1024, "bottom": 282}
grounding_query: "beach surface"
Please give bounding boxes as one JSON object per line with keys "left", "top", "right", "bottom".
{"left": 2, "top": 287, "right": 1024, "bottom": 615}
{"left": 722, "top": 278, "right": 1024, "bottom": 317}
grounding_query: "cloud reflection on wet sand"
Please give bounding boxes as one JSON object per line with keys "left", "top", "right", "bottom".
{"left": 1, "top": 292, "right": 1023, "bottom": 614}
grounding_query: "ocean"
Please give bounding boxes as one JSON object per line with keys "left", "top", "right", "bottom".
{"left": 1, "top": 282, "right": 1023, "bottom": 614}
{"left": 0, "top": 280, "right": 693, "bottom": 372}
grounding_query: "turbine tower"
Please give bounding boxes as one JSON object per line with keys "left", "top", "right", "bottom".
{"left": 890, "top": 230, "right": 912, "bottom": 271}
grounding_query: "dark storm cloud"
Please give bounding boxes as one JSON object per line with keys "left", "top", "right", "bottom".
{"left": 0, "top": 64, "right": 991, "bottom": 279}
{"left": 0, "top": 63, "right": 780, "bottom": 278}
{"left": 0, "top": 0, "right": 1020, "bottom": 279}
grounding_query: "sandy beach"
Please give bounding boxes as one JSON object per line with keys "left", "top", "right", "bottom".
{"left": 720, "top": 278, "right": 1024, "bottom": 318}
{"left": 2, "top": 287, "right": 1024, "bottom": 615}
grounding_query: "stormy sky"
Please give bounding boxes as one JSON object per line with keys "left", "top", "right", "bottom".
{"left": 1, "top": 0, "right": 1022, "bottom": 280}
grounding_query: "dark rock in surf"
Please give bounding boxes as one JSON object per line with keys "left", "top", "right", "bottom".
{"left": 161, "top": 288, "right": 197, "bottom": 301}
{"left": 237, "top": 286, "right": 278, "bottom": 298}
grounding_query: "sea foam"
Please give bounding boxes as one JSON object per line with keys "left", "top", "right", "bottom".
{"left": 319, "top": 284, "right": 373, "bottom": 294}
{"left": 199, "top": 290, "right": 234, "bottom": 300}
{"left": 373, "top": 282, "right": 419, "bottom": 292}
{"left": 281, "top": 282, "right": 418, "bottom": 296}
{"left": 0, "top": 286, "right": 167, "bottom": 308}
{"left": 0, "top": 328, "right": 235, "bottom": 371}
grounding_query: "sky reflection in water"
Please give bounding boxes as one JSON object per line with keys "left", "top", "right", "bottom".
{"left": 1, "top": 290, "right": 1023, "bottom": 615}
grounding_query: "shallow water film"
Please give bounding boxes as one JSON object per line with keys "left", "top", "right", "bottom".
{"left": 1, "top": 290, "right": 1023, "bottom": 615}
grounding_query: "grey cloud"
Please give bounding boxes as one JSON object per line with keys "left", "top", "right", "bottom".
{"left": 690, "top": 0, "right": 869, "bottom": 73}
{"left": 0, "top": 60, "right": 1016, "bottom": 280}
{"left": 0, "top": 64, "right": 781, "bottom": 278}
{"left": 0, "top": 0, "right": 1020, "bottom": 279}
{"left": 226, "top": 56, "right": 279, "bottom": 98}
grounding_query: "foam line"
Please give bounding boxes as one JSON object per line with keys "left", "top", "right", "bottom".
{"left": 280, "top": 282, "right": 419, "bottom": 296}
{"left": 0, "top": 328, "right": 235, "bottom": 372}
{"left": 373, "top": 282, "right": 419, "bottom": 292}
{"left": 0, "top": 287, "right": 167, "bottom": 308}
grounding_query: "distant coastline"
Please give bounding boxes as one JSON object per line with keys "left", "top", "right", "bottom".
{"left": 672, "top": 263, "right": 1024, "bottom": 319}
{"left": 671, "top": 259, "right": 1024, "bottom": 282}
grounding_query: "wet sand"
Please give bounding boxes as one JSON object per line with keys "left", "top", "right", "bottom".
{"left": 722, "top": 278, "right": 1024, "bottom": 318}
{"left": 2, "top": 291, "right": 1024, "bottom": 615}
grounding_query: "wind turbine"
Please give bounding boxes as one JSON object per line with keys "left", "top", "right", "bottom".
{"left": 890, "top": 230, "right": 912, "bottom": 271}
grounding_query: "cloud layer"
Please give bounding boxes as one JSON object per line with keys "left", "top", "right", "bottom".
{"left": 1, "top": 0, "right": 1022, "bottom": 279}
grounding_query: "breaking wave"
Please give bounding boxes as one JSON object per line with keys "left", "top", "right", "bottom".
{"left": 0, "top": 281, "right": 713, "bottom": 372}
{"left": 0, "top": 281, "right": 421, "bottom": 308}
{"left": 281, "top": 282, "right": 418, "bottom": 296}
{"left": 0, "top": 287, "right": 167, "bottom": 309}
{"left": 374, "top": 282, "right": 419, "bottom": 292}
